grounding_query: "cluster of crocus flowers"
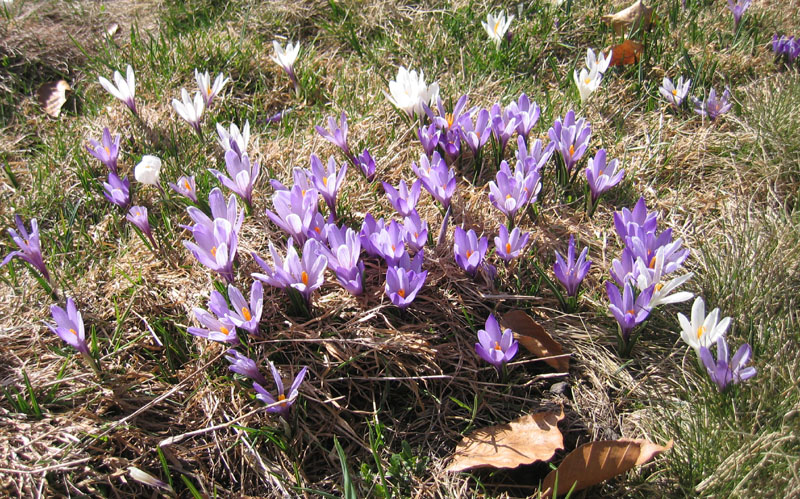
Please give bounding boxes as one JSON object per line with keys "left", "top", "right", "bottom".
{"left": 2, "top": 216, "right": 50, "bottom": 282}
{"left": 659, "top": 76, "right": 692, "bottom": 109}
{"left": 692, "top": 87, "right": 732, "bottom": 121}
{"left": 573, "top": 48, "right": 611, "bottom": 104}
{"left": 474, "top": 314, "right": 518, "bottom": 375}
{"left": 98, "top": 64, "right": 137, "bottom": 115}
{"left": 548, "top": 110, "right": 591, "bottom": 185}
{"left": 384, "top": 66, "right": 440, "bottom": 118}
{"left": 190, "top": 282, "right": 263, "bottom": 343}
{"left": 225, "top": 351, "right": 309, "bottom": 418}
{"left": 253, "top": 238, "right": 328, "bottom": 308}
{"left": 271, "top": 40, "right": 301, "bottom": 94}
{"left": 726, "top": 0, "right": 751, "bottom": 29}
{"left": 772, "top": 34, "right": 800, "bottom": 63}
{"left": 481, "top": 11, "right": 514, "bottom": 49}
{"left": 315, "top": 112, "right": 376, "bottom": 182}
{"left": 182, "top": 188, "right": 243, "bottom": 283}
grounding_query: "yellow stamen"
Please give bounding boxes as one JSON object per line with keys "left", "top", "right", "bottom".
{"left": 413, "top": 232, "right": 419, "bottom": 239}
{"left": 584, "top": 78, "right": 592, "bottom": 85}
{"left": 672, "top": 89, "right": 677, "bottom": 96}
{"left": 397, "top": 288, "right": 406, "bottom": 298}
{"left": 207, "top": 86, "right": 212, "bottom": 95}
{"left": 391, "top": 245, "right": 396, "bottom": 252}
{"left": 301, "top": 189, "right": 306, "bottom": 196}
{"left": 697, "top": 325, "right": 706, "bottom": 339}
{"left": 649, "top": 256, "right": 657, "bottom": 269}
{"left": 301, "top": 271, "right": 309, "bottom": 285}
{"left": 278, "top": 393, "right": 287, "bottom": 406}
{"left": 494, "top": 341, "right": 502, "bottom": 351}
{"left": 242, "top": 307, "right": 252, "bottom": 321}
{"left": 466, "top": 250, "right": 473, "bottom": 259}
{"left": 655, "top": 282, "right": 664, "bottom": 292}
{"left": 494, "top": 21, "right": 500, "bottom": 34}
{"left": 210, "top": 246, "right": 217, "bottom": 257}
{"left": 505, "top": 243, "right": 511, "bottom": 253}
{"left": 569, "top": 144, "right": 575, "bottom": 156}
{"left": 220, "top": 326, "right": 230, "bottom": 335}
{"left": 322, "top": 177, "right": 328, "bottom": 187}
{"left": 446, "top": 113, "right": 454, "bottom": 128}
{"left": 598, "top": 170, "right": 604, "bottom": 176}
{"left": 69, "top": 328, "right": 77, "bottom": 336}
{"left": 136, "top": 211, "right": 141, "bottom": 217}
{"left": 104, "top": 146, "right": 110, "bottom": 154}
{"left": 184, "top": 180, "right": 192, "bottom": 191}
{"left": 505, "top": 194, "right": 512, "bottom": 200}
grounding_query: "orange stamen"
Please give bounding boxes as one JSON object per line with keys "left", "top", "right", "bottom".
{"left": 697, "top": 325, "right": 706, "bottom": 339}
{"left": 397, "top": 288, "right": 406, "bottom": 298}
{"left": 242, "top": 307, "right": 252, "bottom": 321}
{"left": 210, "top": 246, "right": 217, "bottom": 257}
{"left": 301, "top": 271, "right": 309, "bottom": 285}
{"left": 69, "top": 328, "right": 77, "bottom": 336}
{"left": 494, "top": 341, "right": 502, "bottom": 350}
{"left": 505, "top": 243, "right": 511, "bottom": 253}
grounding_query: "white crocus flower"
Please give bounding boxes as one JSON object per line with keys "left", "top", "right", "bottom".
{"left": 635, "top": 248, "right": 693, "bottom": 308}
{"left": 271, "top": 40, "right": 300, "bottom": 93}
{"left": 678, "top": 296, "right": 731, "bottom": 356}
{"left": 384, "top": 66, "right": 440, "bottom": 118}
{"left": 135, "top": 155, "right": 162, "bottom": 186}
{"left": 481, "top": 11, "right": 515, "bottom": 48}
{"left": 98, "top": 64, "right": 137, "bottom": 114}
{"left": 659, "top": 76, "right": 692, "bottom": 109}
{"left": 216, "top": 121, "right": 250, "bottom": 157}
{"left": 573, "top": 67, "right": 601, "bottom": 103}
{"left": 195, "top": 69, "right": 229, "bottom": 107}
{"left": 586, "top": 48, "right": 612, "bottom": 75}
{"left": 172, "top": 88, "right": 205, "bottom": 134}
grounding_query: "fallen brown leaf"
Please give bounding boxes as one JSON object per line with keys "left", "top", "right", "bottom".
{"left": 601, "top": 0, "right": 654, "bottom": 36}
{"left": 541, "top": 438, "right": 673, "bottom": 497}
{"left": 446, "top": 409, "right": 564, "bottom": 472}
{"left": 605, "top": 40, "right": 644, "bottom": 66}
{"left": 37, "top": 80, "right": 71, "bottom": 118}
{"left": 502, "top": 310, "right": 568, "bottom": 372}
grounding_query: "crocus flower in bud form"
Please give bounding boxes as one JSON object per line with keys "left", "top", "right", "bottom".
{"left": 86, "top": 127, "right": 120, "bottom": 173}
{"left": 356, "top": 148, "right": 376, "bottom": 182}
{"left": 384, "top": 66, "right": 440, "bottom": 118}
{"left": 310, "top": 154, "right": 346, "bottom": 217}
{"left": 135, "top": 155, "right": 162, "bottom": 186}
{"left": 47, "top": 298, "right": 89, "bottom": 355}
{"left": 126, "top": 206, "right": 157, "bottom": 249}
{"left": 417, "top": 124, "right": 441, "bottom": 156}
{"left": 321, "top": 223, "right": 364, "bottom": 295}
{"left": 574, "top": 67, "right": 601, "bottom": 104}
{"left": 98, "top": 64, "right": 136, "bottom": 114}
{"left": 183, "top": 218, "right": 238, "bottom": 283}
{"left": 693, "top": 87, "right": 732, "bottom": 121}
{"left": 453, "top": 226, "right": 488, "bottom": 277}
{"left": 505, "top": 93, "right": 540, "bottom": 139}
{"left": 402, "top": 211, "right": 428, "bottom": 252}
{"left": 103, "top": 172, "right": 131, "bottom": 209}
{"left": 360, "top": 213, "right": 385, "bottom": 257}
{"left": 270, "top": 166, "right": 313, "bottom": 193}
{"left": 385, "top": 264, "right": 427, "bottom": 308}
{"left": 475, "top": 314, "right": 518, "bottom": 374}
{"left": 383, "top": 179, "right": 421, "bottom": 217}
{"left": 553, "top": 235, "right": 592, "bottom": 297}
{"left": 2, "top": 216, "right": 50, "bottom": 282}
{"left": 172, "top": 88, "right": 205, "bottom": 135}
{"left": 548, "top": 110, "right": 591, "bottom": 173}
{"left": 659, "top": 76, "right": 692, "bottom": 109}
{"left": 585, "top": 148, "right": 625, "bottom": 204}
{"left": 370, "top": 220, "right": 406, "bottom": 266}
{"left": 494, "top": 224, "right": 529, "bottom": 261}
{"left": 614, "top": 197, "right": 658, "bottom": 240}
{"left": 225, "top": 349, "right": 268, "bottom": 385}
{"left": 482, "top": 11, "right": 514, "bottom": 48}
{"left": 216, "top": 121, "right": 250, "bottom": 158}
{"left": 315, "top": 112, "right": 352, "bottom": 159}
{"left": 605, "top": 281, "right": 654, "bottom": 340}
{"left": 586, "top": 48, "right": 612, "bottom": 76}
{"left": 678, "top": 296, "right": 731, "bottom": 357}
{"left": 516, "top": 136, "right": 555, "bottom": 177}
{"left": 412, "top": 152, "right": 456, "bottom": 209}
{"left": 459, "top": 108, "right": 491, "bottom": 155}
{"left": 168, "top": 175, "right": 198, "bottom": 203}
{"left": 700, "top": 336, "right": 756, "bottom": 392}
{"left": 188, "top": 302, "right": 239, "bottom": 345}
{"left": 226, "top": 282, "right": 263, "bottom": 335}
{"left": 194, "top": 69, "right": 229, "bottom": 107}
{"left": 254, "top": 362, "right": 308, "bottom": 417}
{"left": 635, "top": 250, "right": 694, "bottom": 309}
{"left": 726, "top": 0, "right": 751, "bottom": 27}
{"left": 271, "top": 40, "right": 300, "bottom": 92}
{"left": 210, "top": 150, "right": 260, "bottom": 208}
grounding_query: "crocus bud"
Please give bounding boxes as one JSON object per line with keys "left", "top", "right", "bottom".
{"left": 135, "top": 155, "right": 162, "bottom": 185}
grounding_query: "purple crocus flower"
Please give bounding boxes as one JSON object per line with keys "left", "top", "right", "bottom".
{"left": 355, "top": 149, "right": 376, "bottom": 182}
{"left": 488, "top": 160, "right": 540, "bottom": 222}
{"left": 384, "top": 264, "right": 427, "bottom": 308}
{"left": 103, "top": 172, "right": 131, "bottom": 209}
{"left": 606, "top": 281, "right": 654, "bottom": 340}
{"left": 417, "top": 124, "right": 441, "bottom": 156}
{"left": 2, "top": 216, "right": 50, "bottom": 281}
{"left": 439, "top": 128, "right": 462, "bottom": 161}
{"left": 412, "top": 151, "right": 456, "bottom": 209}
{"left": 226, "top": 281, "right": 263, "bottom": 335}
{"left": 726, "top": 0, "right": 751, "bottom": 27}
{"left": 210, "top": 151, "right": 260, "bottom": 208}
{"left": 475, "top": 314, "right": 518, "bottom": 374}
{"left": 516, "top": 136, "right": 555, "bottom": 177}
{"left": 253, "top": 362, "right": 309, "bottom": 417}
{"left": 427, "top": 94, "right": 470, "bottom": 132}
{"left": 585, "top": 148, "right": 625, "bottom": 204}
{"left": 225, "top": 349, "right": 268, "bottom": 385}
{"left": 494, "top": 224, "right": 529, "bottom": 261}
{"left": 86, "top": 127, "right": 120, "bottom": 173}
{"left": 184, "top": 187, "right": 244, "bottom": 234}
{"left": 265, "top": 186, "right": 319, "bottom": 244}
{"left": 310, "top": 154, "right": 347, "bottom": 217}
{"left": 453, "top": 226, "right": 488, "bottom": 277}
{"left": 693, "top": 87, "right": 732, "bottom": 121}
{"left": 183, "top": 218, "right": 238, "bottom": 283}
{"left": 772, "top": 35, "right": 800, "bottom": 61}
{"left": 253, "top": 238, "right": 327, "bottom": 305}
{"left": 383, "top": 179, "right": 421, "bottom": 217}
{"left": 270, "top": 166, "right": 313, "bottom": 193}
{"left": 316, "top": 112, "right": 352, "bottom": 159}
{"left": 126, "top": 206, "right": 157, "bottom": 249}
{"left": 700, "top": 336, "right": 757, "bottom": 392}
{"left": 610, "top": 246, "right": 640, "bottom": 286}
{"left": 320, "top": 223, "right": 364, "bottom": 295}
{"left": 459, "top": 108, "right": 491, "bottom": 155}
{"left": 614, "top": 197, "right": 658, "bottom": 240}
{"left": 370, "top": 220, "right": 406, "bottom": 266}
{"left": 169, "top": 175, "right": 198, "bottom": 203}
{"left": 188, "top": 299, "right": 239, "bottom": 345}
{"left": 216, "top": 121, "right": 250, "bottom": 159}
{"left": 625, "top": 227, "right": 689, "bottom": 273}
{"left": 659, "top": 77, "right": 692, "bottom": 109}
{"left": 506, "top": 93, "right": 540, "bottom": 140}
{"left": 553, "top": 235, "right": 592, "bottom": 297}
{"left": 489, "top": 103, "right": 518, "bottom": 154}
{"left": 359, "top": 214, "right": 385, "bottom": 257}
{"left": 402, "top": 211, "right": 428, "bottom": 252}
{"left": 47, "top": 298, "right": 89, "bottom": 355}
{"left": 548, "top": 110, "right": 591, "bottom": 173}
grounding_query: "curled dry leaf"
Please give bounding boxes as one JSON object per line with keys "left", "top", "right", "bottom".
{"left": 37, "top": 80, "right": 71, "bottom": 118}
{"left": 446, "top": 409, "right": 564, "bottom": 472}
{"left": 502, "top": 310, "right": 568, "bottom": 372}
{"left": 541, "top": 438, "right": 673, "bottom": 497}
{"left": 601, "top": 0, "right": 654, "bottom": 36}
{"left": 606, "top": 40, "right": 644, "bottom": 67}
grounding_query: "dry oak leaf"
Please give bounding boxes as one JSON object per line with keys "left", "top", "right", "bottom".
{"left": 606, "top": 40, "right": 644, "bottom": 67}
{"left": 446, "top": 409, "right": 564, "bottom": 472}
{"left": 502, "top": 310, "right": 569, "bottom": 372}
{"left": 37, "top": 80, "right": 71, "bottom": 118}
{"left": 541, "top": 438, "right": 673, "bottom": 497}
{"left": 601, "top": 0, "right": 654, "bottom": 36}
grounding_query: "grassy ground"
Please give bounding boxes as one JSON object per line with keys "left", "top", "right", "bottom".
{"left": 1, "top": 0, "right": 799, "bottom": 496}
